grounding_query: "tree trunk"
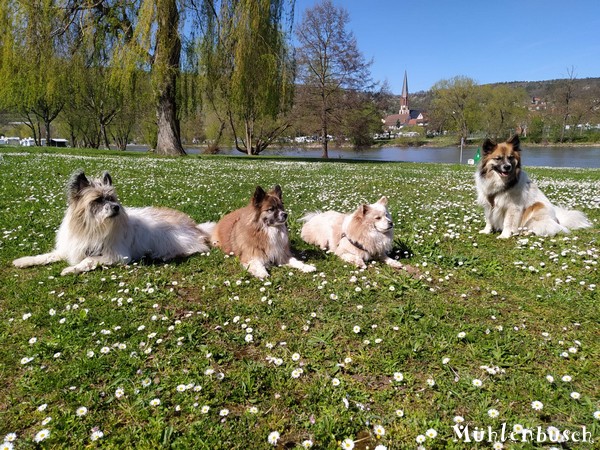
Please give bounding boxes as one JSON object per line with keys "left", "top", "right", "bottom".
{"left": 321, "top": 128, "right": 328, "bottom": 158}
{"left": 45, "top": 119, "right": 51, "bottom": 147}
{"left": 154, "top": 0, "right": 185, "bottom": 156}
{"left": 101, "top": 122, "right": 111, "bottom": 150}
{"left": 245, "top": 119, "right": 253, "bottom": 155}
{"left": 321, "top": 99, "right": 329, "bottom": 158}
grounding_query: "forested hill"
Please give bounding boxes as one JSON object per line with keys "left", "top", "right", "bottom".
{"left": 491, "top": 77, "right": 600, "bottom": 98}
{"left": 405, "top": 77, "right": 600, "bottom": 112}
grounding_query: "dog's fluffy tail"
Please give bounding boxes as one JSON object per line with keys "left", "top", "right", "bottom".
{"left": 197, "top": 221, "right": 216, "bottom": 236}
{"left": 299, "top": 211, "right": 321, "bottom": 223}
{"left": 555, "top": 207, "right": 592, "bottom": 230}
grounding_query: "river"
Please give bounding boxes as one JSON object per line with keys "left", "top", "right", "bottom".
{"left": 127, "top": 145, "right": 600, "bottom": 168}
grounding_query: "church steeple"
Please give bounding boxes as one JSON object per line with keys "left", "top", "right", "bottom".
{"left": 399, "top": 71, "right": 409, "bottom": 114}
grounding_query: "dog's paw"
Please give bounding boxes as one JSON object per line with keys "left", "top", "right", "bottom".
{"left": 13, "top": 257, "right": 30, "bottom": 268}
{"left": 300, "top": 263, "right": 317, "bottom": 273}
{"left": 61, "top": 266, "right": 77, "bottom": 276}
{"left": 253, "top": 270, "right": 270, "bottom": 279}
{"left": 497, "top": 232, "right": 512, "bottom": 239}
{"left": 385, "top": 259, "right": 405, "bottom": 269}
{"left": 479, "top": 228, "right": 492, "bottom": 234}
{"left": 247, "top": 263, "right": 269, "bottom": 279}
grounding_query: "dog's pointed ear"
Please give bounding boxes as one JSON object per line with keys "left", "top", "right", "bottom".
{"left": 270, "top": 185, "right": 283, "bottom": 200}
{"left": 376, "top": 196, "right": 388, "bottom": 206}
{"left": 102, "top": 171, "right": 113, "bottom": 186}
{"left": 507, "top": 134, "right": 521, "bottom": 151}
{"left": 67, "top": 169, "right": 90, "bottom": 203}
{"left": 356, "top": 204, "right": 368, "bottom": 217}
{"left": 252, "top": 186, "right": 266, "bottom": 207}
{"left": 482, "top": 138, "right": 496, "bottom": 155}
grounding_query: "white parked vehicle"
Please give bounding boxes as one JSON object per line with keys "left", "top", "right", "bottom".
{"left": 20, "top": 137, "right": 36, "bottom": 146}
{"left": 1, "top": 136, "right": 21, "bottom": 146}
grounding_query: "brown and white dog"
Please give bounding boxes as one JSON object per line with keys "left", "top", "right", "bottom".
{"left": 301, "top": 197, "right": 407, "bottom": 270}
{"left": 475, "top": 135, "right": 591, "bottom": 238}
{"left": 211, "top": 185, "right": 316, "bottom": 278}
{"left": 13, "top": 170, "right": 214, "bottom": 275}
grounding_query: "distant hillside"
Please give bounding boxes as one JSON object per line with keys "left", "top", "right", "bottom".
{"left": 488, "top": 77, "right": 600, "bottom": 100}
{"left": 386, "top": 77, "right": 600, "bottom": 114}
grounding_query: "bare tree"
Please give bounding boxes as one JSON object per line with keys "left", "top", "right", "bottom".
{"left": 295, "top": 0, "right": 372, "bottom": 158}
{"left": 554, "top": 66, "right": 577, "bottom": 143}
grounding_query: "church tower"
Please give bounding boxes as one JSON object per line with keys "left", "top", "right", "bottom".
{"left": 399, "top": 71, "right": 409, "bottom": 115}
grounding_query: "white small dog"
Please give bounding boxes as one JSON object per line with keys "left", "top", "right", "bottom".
{"left": 13, "top": 170, "right": 214, "bottom": 275}
{"left": 301, "top": 196, "right": 406, "bottom": 269}
{"left": 475, "top": 135, "right": 591, "bottom": 238}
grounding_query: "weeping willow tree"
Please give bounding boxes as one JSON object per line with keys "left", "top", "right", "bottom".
{"left": 69, "top": 0, "right": 200, "bottom": 154}
{"left": 60, "top": 1, "right": 136, "bottom": 149}
{"left": 108, "top": 0, "right": 187, "bottom": 155}
{"left": 200, "top": 0, "right": 295, "bottom": 155}
{"left": 0, "top": 0, "right": 67, "bottom": 145}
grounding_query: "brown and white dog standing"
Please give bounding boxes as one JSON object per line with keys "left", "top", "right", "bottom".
{"left": 475, "top": 135, "right": 591, "bottom": 238}
{"left": 211, "top": 185, "right": 316, "bottom": 278}
{"left": 13, "top": 170, "right": 214, "bottom": 275}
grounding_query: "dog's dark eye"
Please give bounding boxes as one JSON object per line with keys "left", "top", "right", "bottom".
{"left": 508, "top": 156, "right": 514, "bottom": 160}
{"left": 494, "top": 156, "right": 502, "bottom": 161}
{"left": 266, "top": 207, "right": 275, "bottom": 212}
{"left": 94, "top": 197, "right": 104, "bottom": 204}
{"left": 375, "top": 216, "right": 382, "bottom": 220}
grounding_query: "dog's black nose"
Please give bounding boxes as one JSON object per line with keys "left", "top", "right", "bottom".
{"left": 502, "top": 164, "right": 512, "bottom": 172}
{"left": 281, "top": 212, "right": 288, "bottom": 221}
{"left": 112, "top": 204, "right": 120, "bottom": 214}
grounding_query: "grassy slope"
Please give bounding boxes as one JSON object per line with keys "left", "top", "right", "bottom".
{"left": 0, "top": 149, "right": 598, "bottom": 449}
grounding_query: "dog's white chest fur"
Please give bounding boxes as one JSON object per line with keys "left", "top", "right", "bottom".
{"left": 265, "top": 225, "right": 290, "bottom": 264}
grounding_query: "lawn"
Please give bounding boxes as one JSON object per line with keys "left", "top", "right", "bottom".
{"left": 0, "top": 148, "right": 598, "bottom": 449}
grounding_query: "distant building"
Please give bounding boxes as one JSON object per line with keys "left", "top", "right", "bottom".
{"left": 383, "top": 71, "right": 427, "bottom": 131}
{"left": 529, "top": 96, "right": 547, "bottom": 111}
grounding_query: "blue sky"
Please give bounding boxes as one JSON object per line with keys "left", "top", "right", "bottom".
{"left": 294, "top": 0, "right": 600, "bottom": 94}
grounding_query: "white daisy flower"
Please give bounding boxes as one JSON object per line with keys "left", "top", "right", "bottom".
{"left": 340, "top": 438, "right": 355, "bottom": 449}
{"left": 425, "top": 428, "right": 437, "bottom": 439}
{"left": 373, "top": 424, "right": 385, "bottom": 437}
{"left": 268, "top": 431, "right": 280, "bottom": 445}
{"left": 90, "top": 430, "right": 104, "bottom": 441}
{"left": 487, "top": 408, "right": 499, "bottom": 418}
{"left": 34, "top": 429, "right": 50, "bottom": 443}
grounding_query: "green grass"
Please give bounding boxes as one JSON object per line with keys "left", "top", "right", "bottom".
{"left": 0, "top": 149, "right": 598, "bottom": 449}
